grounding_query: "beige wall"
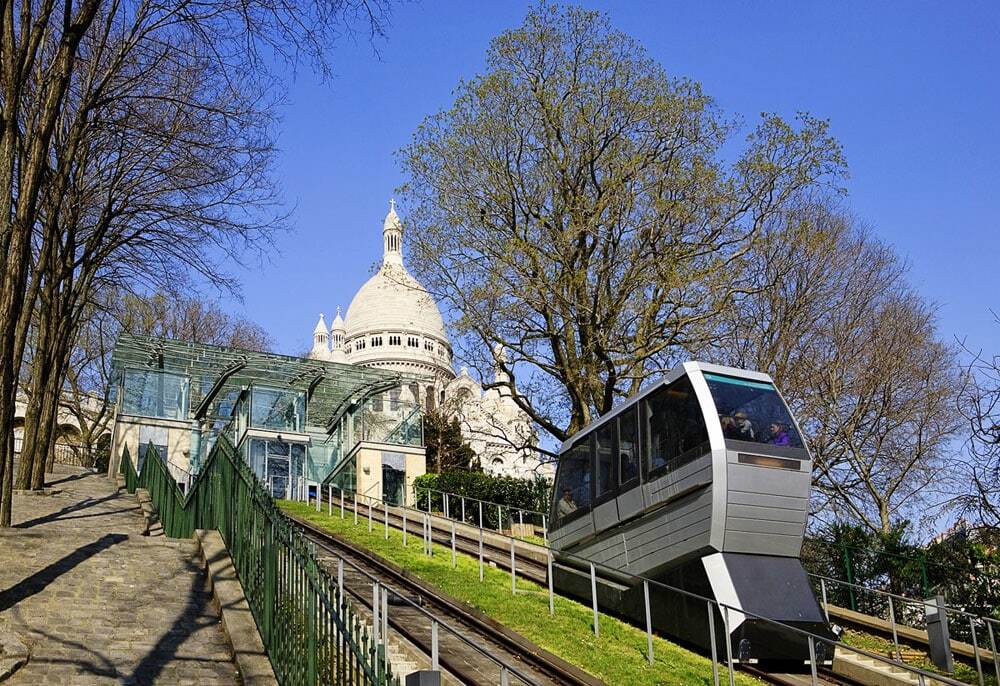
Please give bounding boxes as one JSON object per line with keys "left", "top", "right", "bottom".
{"left": 349, "top": 442, "right": 426, "bottom": 506}
{"left": 113, "top": 417, "right": 192, "bottom": 473}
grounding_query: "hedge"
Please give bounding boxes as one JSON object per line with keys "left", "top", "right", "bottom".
{"left": 412, "top": 470, "right": 551, "bottom": 529}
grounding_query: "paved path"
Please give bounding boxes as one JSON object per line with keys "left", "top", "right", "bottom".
{"left": 0, "top": 463, "right": 239, "bottom": 685}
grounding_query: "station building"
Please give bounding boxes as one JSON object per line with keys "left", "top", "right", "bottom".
{"left": 107, "top": 334, "right": 427, "bottom": 504}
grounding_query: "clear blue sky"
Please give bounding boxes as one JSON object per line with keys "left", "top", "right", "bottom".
{"left": 223, "top": 1, "right": 1000, "bottom": 360}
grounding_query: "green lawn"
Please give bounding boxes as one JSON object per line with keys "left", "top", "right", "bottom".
{"left": 280, "top": 500, "right": 759, "bottom": 686}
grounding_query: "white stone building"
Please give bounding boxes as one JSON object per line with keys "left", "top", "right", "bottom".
{"left": 308, "top": 203, "right": 550, "bottom": 479}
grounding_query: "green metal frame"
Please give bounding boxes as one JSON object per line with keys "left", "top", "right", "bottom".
{"left": 120, "top": 439, "right": 399, "bottom": 686}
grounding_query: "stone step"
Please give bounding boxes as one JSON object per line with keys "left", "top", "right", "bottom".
{"left": 834, "top": 650, "right": 923, "bottom": 686}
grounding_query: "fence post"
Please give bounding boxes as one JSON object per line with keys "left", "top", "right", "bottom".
{"left": 445, "top": 492, "right": 449, "bottom": 519}
{"left": 497, "top": 504, "right": 502, "bottom": 532}
{"left": 402, "top": 509, "right": 407, "bottom": 546}
{"left": 478, "top": 525, "right": 484, "bottom": 582}
{"left": 451, "top": 522, "right": 457, "bottom": 569}
{"left": 381, "top": 586, "right": 388, "bottom": 654}
{"left": 987, "top": 620, "right": 1000, "bottom": 686}
{"left": 843, "top": 546, "right": 857, "bottom": 611}
{"left": 431, "top": 620, "right": 439, "bottom": 671}
{"left": 306, "top": 561, "right": 317, "bottom": 684}
{"left": 328, "top": 485, "right": 332, "bottom": 516}
{"left": 722, "top": 606, "right": 735, "bottom": 686}
{"left": 510, "top": 538, "right": 516, "bottom": 594}
{"left": 808, "top": 636, "right": 818, "bottom": 686}
{"left": 643, "top": 580, "right": 653, "bottom": 665}
{"left": 384, "top": 501, "right": 389, "bottom": 540}
{"left": 372, "top": 581, "right": 380, "bottom": 649}
{"left": 368, "top": 498, "right": 373, "bottom": 533}
{"left": 547, "top": 550, "right": 555, "bottom": 616}
{"left": 316, "top": 481, "right": 322, "bottom": 512}
{"left": 501, "top": 666, "right": 509, "bottom": 686}
{"left": 353, "top": 493, "right": 358, "bottom": 525}
{"left": 478, "top": 500, "right": 483, "bottom": 529}
{"left": 820, "top": 578, "right": 829, "bottom": 622}
{"left": 337, "top": 557, "right": 344, "bottom": 603}
{"left": 970, "top": 616, "right": 985, "bottom": 686}
{"left": 427, "top": 488, "right": 430, "bottom": 513}
{"left": 590, "top": 562, "right": 599, "bottom": 637}
{"left": 340, "top": 487, "right": 344, "bottom": 519}
{"left": 888, "top": 595, "right": 901, "bottom": 660}
{"left": 707, "top": 601, "right": 720, "bottom": 686}
{"left": 461, "top": 496, "right": 465, "bottom": 523}
{"left": 263, "top": 519, "right": 275, "bottom": 649}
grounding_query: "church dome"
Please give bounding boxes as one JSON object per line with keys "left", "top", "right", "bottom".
{"left": 343, "top": 265, "right": 448, "bottom": 343}
{"left": 340, "top": 202, "right": 453, "bottom": 378}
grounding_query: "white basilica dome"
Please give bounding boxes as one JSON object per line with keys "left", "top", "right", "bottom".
{"left": 335, "top": 203, "right": 453, "bottom": 378}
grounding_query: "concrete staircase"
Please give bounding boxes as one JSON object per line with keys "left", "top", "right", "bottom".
{"left": 834, "top": 649, "right": 950, "bottom": 686}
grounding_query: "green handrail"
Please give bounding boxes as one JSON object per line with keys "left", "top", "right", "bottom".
{"left": 119, "top": 439, "right": 399, "bottom": 686}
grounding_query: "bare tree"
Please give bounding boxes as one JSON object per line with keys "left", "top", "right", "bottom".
{"left": 0, "top": 0, "right": 393, "bottom": 523}
{"left": 398, "top": 4, "right": 845, "bottom": 443}
{"left": 706, "top": 200, "right": 961, "bottom": 534}
{"left": 957, "top": 314, "right": 1000, "bottom": 527}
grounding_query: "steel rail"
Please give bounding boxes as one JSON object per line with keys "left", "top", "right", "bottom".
{"left": 290, "top": 512, "right": 604, "bottom": 686}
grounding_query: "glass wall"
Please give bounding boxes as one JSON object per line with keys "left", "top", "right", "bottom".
{"left": 122, "top": 369, "right": 189, "bottom": 420}
{"left": 644, "top": 376, "right": 710, "bottom": 475}
{"left": 618, "top": 406, "right": 639, "bottom": 485}
{"left": 704, "top": 372, "right": 804, "bottom": 449}
{"left": 247, "top": 438, "right": 306, "bottom": 499}
{"left": 348, "top": 397, "right": 422, "bottom": 447}
{"left": 250, "top": 385, "right": 305, "bottom": 432}
{"left": 553, "top": 440, "right": 592, "bottom": 526}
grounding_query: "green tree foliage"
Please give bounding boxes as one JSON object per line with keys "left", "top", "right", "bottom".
{"left": 422, "top": 410, "right": 477, "bottom": 472}
{"left": 802, "top": 522, "right": 1000, "bottom": 624}
{"left": 399, "top": 3, "right": 845, "bottom": 441}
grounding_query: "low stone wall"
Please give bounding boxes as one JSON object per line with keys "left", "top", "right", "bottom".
{"left": 194, "top": 530, "right": 277, "bottom": 686}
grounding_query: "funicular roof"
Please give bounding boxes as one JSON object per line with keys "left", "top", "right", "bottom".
{"left": 110, "top": 333, "right": 405, "bottom": 430}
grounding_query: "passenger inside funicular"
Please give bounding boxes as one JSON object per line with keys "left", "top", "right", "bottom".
{"left": 705, "top": 372, "right": 804, "bottom": 449}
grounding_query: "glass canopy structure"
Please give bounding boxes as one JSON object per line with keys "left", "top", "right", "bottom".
{"left": 109, "top": 334, "right": 425, "bottom": 499}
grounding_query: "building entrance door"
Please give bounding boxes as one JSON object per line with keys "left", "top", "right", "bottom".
{"left": 381, "top": 451, "right": 406, "bottom": 505}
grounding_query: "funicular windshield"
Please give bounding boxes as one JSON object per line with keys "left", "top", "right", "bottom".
{"left": 704, "top": 372, "right": 804, "bottom": 449}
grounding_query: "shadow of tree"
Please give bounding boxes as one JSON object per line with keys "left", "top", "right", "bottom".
{"left": 14, "top": 492, "right": 124, "bottom": 529}
{"left": 0, "top": 533, "right": 128, "bottom": 612}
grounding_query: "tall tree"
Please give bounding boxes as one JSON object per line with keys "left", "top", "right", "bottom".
{"left": 706, "top": 200, "right": 961, "bottom": 533}
{"left": 423, "top": 409, "right": 477, "bottom": 472}
{"left": 398, "top": 3, "right": 845, "bottom": 442}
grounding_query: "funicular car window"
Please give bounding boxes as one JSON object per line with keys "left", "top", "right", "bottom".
{"left": 646, "top": 376, "right": 710, "bottom": 474}
{"left": 618, "top": 406, "right": 639, "bottom": 485}
{"left": 704, "top": 372, "right": 804, "bottom": 449}
{"left": 554, "top": 439, "right": 592, "bottom": 526}
{"left": 595, "top": 421, "right": 614, "bottom": 498}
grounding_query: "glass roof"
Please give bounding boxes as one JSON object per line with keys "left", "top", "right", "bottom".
{"left": 110, "top": 333, "right": 413, "bottom": 430}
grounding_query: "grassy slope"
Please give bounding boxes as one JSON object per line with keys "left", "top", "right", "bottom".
{"left": 280, "top": 500, "right": 758, "bottom": 686}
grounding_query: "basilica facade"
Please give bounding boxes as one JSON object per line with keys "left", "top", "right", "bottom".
{"left": 307, "top": 203, "right": 549, "bottom": 480}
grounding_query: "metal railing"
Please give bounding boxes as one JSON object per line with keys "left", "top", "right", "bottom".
{"left": 410, "top": 482, "right": 1000, "bottom": 677}
{"left": 301, "top": 481, "right": 985, "bottom": 686}
{"left": 411, "top": 484, "right": 548, "bottom": 543}
{"left": 810, "top": 572, "right": 999, "bottom": 672}
{"left": 120, "top": 440, "right": 399, "bottom": 686}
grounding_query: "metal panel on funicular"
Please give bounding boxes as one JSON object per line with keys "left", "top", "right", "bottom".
{"left": 547, "top": 361, "right": 834, "bottom": 665}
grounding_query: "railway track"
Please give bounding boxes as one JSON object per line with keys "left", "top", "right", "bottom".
{"left": 289, "top": 512, "right": 603, "bottom": 686}
{"left": 301, "top": 498, "right": 922, "bottom": 686}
